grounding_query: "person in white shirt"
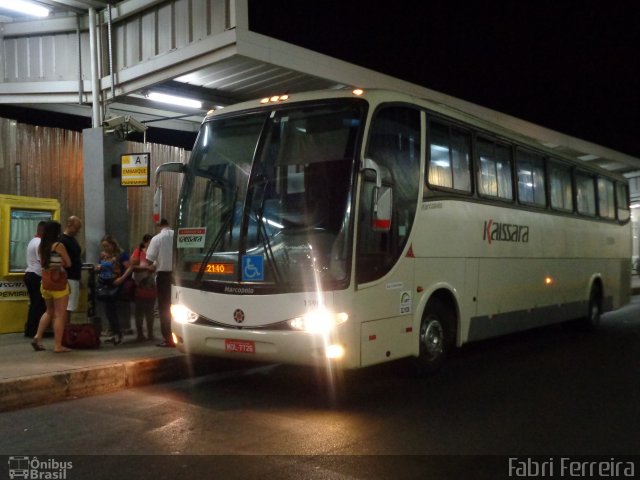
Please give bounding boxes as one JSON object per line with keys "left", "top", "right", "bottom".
{"left": 24, "top": 221, "right": 47, "bottom": 338}
{"left": 145, "top": 218, "right": 175, "bottom": 347}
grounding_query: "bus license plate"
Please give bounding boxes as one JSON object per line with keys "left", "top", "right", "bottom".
{"left": 225, "top": 339, "right": 255, "bottom": 354}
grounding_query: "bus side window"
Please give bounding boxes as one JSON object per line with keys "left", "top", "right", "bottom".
{"left": 516, "top": 149, "right": 546, "bottom": 207}
{"left": 575, "top": 171, "right": 597, "bottom": 216}
{"left": 426, "top": 120, "right": 472, "bottom": 194}
{"left": 549, "top": 161, "right": 574, "bottom": 212}
{"left": 616, "top": 182, "right": 630, "bottom": 221}
{"left": 477, "top": 137, "right": 513, "bottom": 201}
{"left": 597, "top": 177, "right": 616, "bottom": 220}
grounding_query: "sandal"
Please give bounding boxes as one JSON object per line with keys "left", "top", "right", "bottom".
{"left": 53, "top": 347, "right": 73, "bottom": 353}
{"left": 30, "top": 340, "right": 45, "bottom": 351}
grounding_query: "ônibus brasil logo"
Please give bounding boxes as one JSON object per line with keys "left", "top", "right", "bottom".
{"left": 8, "top": 456, "right": 72, "bottom": 479}
{"left": 483, "top": 219, "right": 529, "bottom": 245}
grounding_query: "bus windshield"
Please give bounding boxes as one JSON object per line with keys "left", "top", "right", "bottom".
{"left": 175, "top": 100, "right": 365, "bottom": 291}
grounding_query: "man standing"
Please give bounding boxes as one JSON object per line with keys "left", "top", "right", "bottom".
{"left": 24, "top": 221, "right": 47, "bottom": 337}
{"left": 59, "top": 216, "right": 83, "bottom": 322}
{"left": 146, "top": 218, "right": 175, "bottom": 347}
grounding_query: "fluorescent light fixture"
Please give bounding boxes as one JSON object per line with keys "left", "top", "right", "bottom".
{"left": 148, "top": 92, "right": 202, "bottom": 109}
{"left": 0, "top": 0, "right": 50, "bottom": 17}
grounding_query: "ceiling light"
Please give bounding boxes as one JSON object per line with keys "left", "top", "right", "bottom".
{"left": 148, "top": 92, "right": 202, "bottom": 109}
{"left": 578, "top": 154, "right": 599, "bottom": 161}
{"left": 0, "top": 0, "right": 50, "bottom": 17}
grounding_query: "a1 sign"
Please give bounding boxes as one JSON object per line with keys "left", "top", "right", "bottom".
{"left": 121, "top": 153, "right": 150, "bottom": 186}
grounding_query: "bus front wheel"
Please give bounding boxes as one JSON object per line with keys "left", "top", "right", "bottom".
{"left": 416, "top": 297, "right": 454, "bottom": 375}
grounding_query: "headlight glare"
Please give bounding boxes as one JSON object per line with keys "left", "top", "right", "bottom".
{"left": 171, "top": 304, "right": 198, "bottom": 324}
{"left": 288, "top": 309, "right": 348, "bottom": 334}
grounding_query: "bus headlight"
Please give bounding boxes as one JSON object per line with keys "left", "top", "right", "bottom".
{"left": 289, "top": 310, "right": 348, "bottom": 334}
{"left": 171, "top": 304, "right": 198, "bottom": 324}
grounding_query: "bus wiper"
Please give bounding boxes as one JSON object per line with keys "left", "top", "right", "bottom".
{"left": 195, "top": 186, "right": 239, "bottom": 284}
{"left": 255, "top": 207, "right": 283, "bottom": 285}
{"left": 195, "top": 210, "right": 234, "bottom": 284}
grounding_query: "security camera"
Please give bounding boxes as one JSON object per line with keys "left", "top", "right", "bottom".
{"left": 102, "top": 116, "right": 127, "bottom": 129}
{"left": 124, "top": 115, "right": 147, "bottom": 133}
{"left": 102, "top": 115, "right": 148, "bottom": 137}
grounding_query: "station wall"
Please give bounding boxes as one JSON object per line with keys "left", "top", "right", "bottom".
{"left": 0, "top": 116, "right": 187, "bottom": 259}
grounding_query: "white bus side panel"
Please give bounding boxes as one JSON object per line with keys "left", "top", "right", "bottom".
{"left": 356, "top": 253, "right": 416, "bottom": 367}
{"left": 411, "top": 200, "right": 631, "bottom": 344}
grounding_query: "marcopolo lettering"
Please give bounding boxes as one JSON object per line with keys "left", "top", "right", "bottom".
{"left": 483, "top": 219, "right": 529, "bottom": 245}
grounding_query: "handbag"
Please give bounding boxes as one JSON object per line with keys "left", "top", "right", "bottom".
{"left": 96, "top": 281, "right": 120, "bottom": 301}
{"left": 41, "top": 267, "right": 68, "bottom": 291}
{"left": 135, "top": 276, "right": 157, "bottom": 300}
{"left": 62, "top": 323, "right": 101, "bottom": 349}
{"left": 119, "top": 277, "right": 137, "bottom": 302}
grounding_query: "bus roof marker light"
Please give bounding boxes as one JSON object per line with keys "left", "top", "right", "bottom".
{"left": 261, "top": 94, "right": 290, "bottom": 104}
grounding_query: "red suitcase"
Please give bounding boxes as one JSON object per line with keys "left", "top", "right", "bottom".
{"left": 62, "top": 324, "right": 101, "bottom": 349}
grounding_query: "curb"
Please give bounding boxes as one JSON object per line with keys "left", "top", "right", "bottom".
{"left": 0, "top": 355, "right": 202, "bottom": 413}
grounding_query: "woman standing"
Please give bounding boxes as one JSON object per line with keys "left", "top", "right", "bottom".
{"left": 30, "top": 220, "right": 72, "bottom": 353}
{"left": 118, "top": 234, "right": 156, "bottom": 341}
{"left": 96, "top": 235, "right": 129, "bottom": 345}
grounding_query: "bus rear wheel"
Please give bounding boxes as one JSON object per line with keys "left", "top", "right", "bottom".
{"left": 571, "top": 284, "right": 602, "bottom": 332}
{"left": 583, "top": 285, "right": 602, "bottom": 331}
{"left": 416, "top": 297, "right": 454, "bottom": 375}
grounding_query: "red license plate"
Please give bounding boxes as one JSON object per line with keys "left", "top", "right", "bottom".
{"left": 224, "top": 339, "right": 255, "bottom": 354}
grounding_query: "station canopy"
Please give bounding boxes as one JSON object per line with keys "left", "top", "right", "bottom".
{"left": 1, "top": 0, "right": 639, "bottom": 175}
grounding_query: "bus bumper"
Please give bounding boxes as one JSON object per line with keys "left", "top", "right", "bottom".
{"left": 171, "top": 321, "right": 358, "bottom": 368}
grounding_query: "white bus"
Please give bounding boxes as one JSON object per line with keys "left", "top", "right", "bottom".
{"left": 159, "top": 88, "right": 631, "bottom": 373}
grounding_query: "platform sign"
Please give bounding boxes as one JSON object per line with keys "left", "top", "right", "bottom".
{"left": 121, "top": 153, "right": 150, "bottom": 187}
{"left": 0, "top": 279, "right": 28, "bottom": 301}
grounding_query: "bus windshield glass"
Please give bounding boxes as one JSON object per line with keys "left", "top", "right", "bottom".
{"left": 175, "top": 100, "right": 365, "bottom": 291}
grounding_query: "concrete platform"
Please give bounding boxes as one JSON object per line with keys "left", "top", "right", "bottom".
{"left": 0, "top": 330, "right": 222, "bottom": 413}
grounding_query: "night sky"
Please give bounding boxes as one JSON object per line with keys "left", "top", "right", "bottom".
{"left": 249, "top": 1, "right": 640, "bottom": 159}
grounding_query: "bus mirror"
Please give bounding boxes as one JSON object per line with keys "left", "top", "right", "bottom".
{"left": 153, "top": 162, "right": 185, "bottom": 222}
{"left": 154, "top": 161, "right": 185, "bottom": 180}
{"left": 372, "top": 185, "right": 392, "bottom": 232}
{"left": 362, "top": 158, "right": 392, "bottom": 231}
{"left": 361, "top": 158, "right": 382, "bottom": 188}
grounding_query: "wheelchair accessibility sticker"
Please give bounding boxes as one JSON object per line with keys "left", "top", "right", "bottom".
{"left": 242, "top": 255, "right": 264, "bottom": 281}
